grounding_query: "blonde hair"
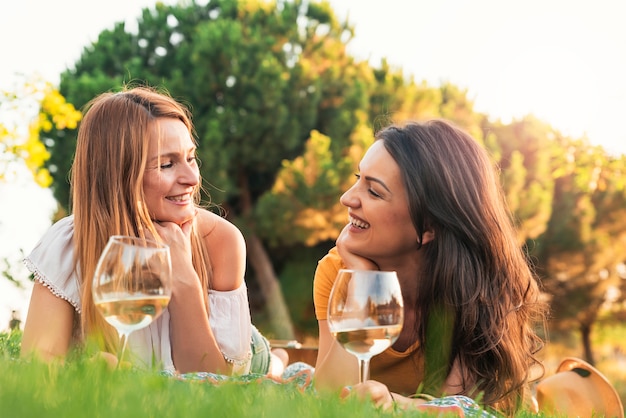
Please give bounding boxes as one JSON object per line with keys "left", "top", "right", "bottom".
{"left": 70, "top": 85, "right": 211, "bottom": 352}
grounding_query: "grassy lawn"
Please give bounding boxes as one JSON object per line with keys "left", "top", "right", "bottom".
{"left": 0, "top": 350, "right": 402, "bottom": 418}
{"left": 1, "top": 327, "right": 624, "bottom": 417}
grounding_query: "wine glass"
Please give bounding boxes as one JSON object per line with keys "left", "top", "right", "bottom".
{"left": 327, "top": 269, "right": 404, "bottom": 383}
{"left": 92, "top": 235, "right": 172, "bottom": 363}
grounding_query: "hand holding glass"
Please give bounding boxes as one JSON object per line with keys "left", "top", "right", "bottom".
{"left": 327, "top": 269, "right": 404, "bottom": 383}
{"left": 92, "top": 235, "right": 172, "bottom": 363}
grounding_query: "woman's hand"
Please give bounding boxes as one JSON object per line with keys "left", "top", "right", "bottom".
{"left": 341, "top": 381, "right": 465, "bottom": 416}
{"left": 152, "top": 214, "right": 227, "bottom": 374}
{"left": 153, "top": 216, "right": 193, "bottom": 260}
{"left": 340, "top": 380, "right": 395, "bottom": 410}
{"left": 335, "top": 224, "right": 379, "bottom": 270}
{"left": 89, "top": 351, "right": 132, "bottom": 370}
{"left": 153, "top": 216, "right": 199, "bottom": 289}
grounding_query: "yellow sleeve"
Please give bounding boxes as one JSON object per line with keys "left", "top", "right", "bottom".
{"left": 313, "top": 247, "right": 344, "bottom": 320}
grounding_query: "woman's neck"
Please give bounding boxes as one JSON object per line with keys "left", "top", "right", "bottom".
{"left": 376, "top": 256, "right": 420, "bottom": 307}
{"left": 375, "top": 254, "right": 422, "bottom": 352}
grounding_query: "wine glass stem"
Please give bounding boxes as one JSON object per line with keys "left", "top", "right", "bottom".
{"left": 358, "top": 358, "right": 371, "bottom": 383}
{"left": 118, "top": 332, "right": 130, "bottom": 366}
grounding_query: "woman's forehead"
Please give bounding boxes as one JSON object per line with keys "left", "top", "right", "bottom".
{"left": 147, "top": 118, "right": 194, "bottom": 151}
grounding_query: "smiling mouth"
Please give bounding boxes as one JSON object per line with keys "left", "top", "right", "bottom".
{"left": 166, "top": 193, "right": 191, "bottom": 203}
{"left": 349, "top": 216, "right": 370, "bottom": 229}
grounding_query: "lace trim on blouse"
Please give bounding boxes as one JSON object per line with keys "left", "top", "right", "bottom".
{"left": 25, "top": 259, "right": 82, "bottom": 314}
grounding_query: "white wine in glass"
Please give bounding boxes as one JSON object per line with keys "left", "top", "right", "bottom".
{"left": 328, "top": 269, "right": 404, "bottom": 383}
{"left": 92, "top": 235, "right": 172, "bottom": 363}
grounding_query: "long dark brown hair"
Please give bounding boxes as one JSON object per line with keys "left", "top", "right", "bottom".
{"left": 378, "top": 119, "right": 546, "bottom": 414}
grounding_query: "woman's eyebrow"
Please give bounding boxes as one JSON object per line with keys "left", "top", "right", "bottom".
{"left": 364, "top": 175, "right": 391, "bottom": 193}
{"left": 148, "top": 148, "right": 196, "bottom": 162}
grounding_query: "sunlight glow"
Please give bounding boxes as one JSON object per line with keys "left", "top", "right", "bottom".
{"left": 1, "top": 0, "right": 625, "bottom": 328}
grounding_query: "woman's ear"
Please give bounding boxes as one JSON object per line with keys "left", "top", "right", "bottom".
{"left": 420, "top": 229, "right": 435, "bottom": 245}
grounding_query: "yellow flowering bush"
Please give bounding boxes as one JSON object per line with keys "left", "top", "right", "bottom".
{"left": 1, "top": 76, "right": 81, "bottom": 187}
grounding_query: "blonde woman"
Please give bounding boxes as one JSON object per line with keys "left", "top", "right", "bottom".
{"left": 22, "top": 86, "right": 273, "bottom": 375}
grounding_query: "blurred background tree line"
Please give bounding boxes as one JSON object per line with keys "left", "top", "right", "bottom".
{"left": 2, "top": 0, "right": 626, "bottom": 367}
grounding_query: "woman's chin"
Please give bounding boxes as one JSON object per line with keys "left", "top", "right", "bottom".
{"left": 179, "top": 210, "right": 198, "bottom": 225}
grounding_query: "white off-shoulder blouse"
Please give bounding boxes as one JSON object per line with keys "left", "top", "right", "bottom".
{"left": 23, "top": 215, "right": 253, "bottom": 373}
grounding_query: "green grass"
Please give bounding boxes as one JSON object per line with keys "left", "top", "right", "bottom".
{"left": 4, "top": 328, "right": 623, "bottom": 417}
{"left": 0, "top": 355, "right": 398, "bottom": 418}
{"left": 0, "top": 331, "right": 546, "bottom": 418}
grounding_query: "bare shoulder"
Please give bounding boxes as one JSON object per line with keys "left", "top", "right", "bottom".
{"left": 196, "top": 209, "right": 246, "bottom": 291}
{"left": 194, "top": 208, "right": 246, "bottom": 290}
{"left": 195, "top": 207, "right": 245, "bottom": 247}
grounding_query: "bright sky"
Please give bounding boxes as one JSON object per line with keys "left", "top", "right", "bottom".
{"left": 1, "top": 0, "right": 625, "bottom": 328}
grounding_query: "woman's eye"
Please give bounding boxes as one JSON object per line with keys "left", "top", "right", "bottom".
{"left": 160, "top": 162, "right": 173, "bottom": 169}
{"left": 355, "top": 173, "right": 381, "bottom": 198}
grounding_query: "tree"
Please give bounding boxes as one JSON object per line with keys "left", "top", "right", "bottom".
{"left": 253, "top": 120, "right": 370, "bottom": 249}
{"left": 43, "top": 0, "right": 368, "bottom": 338}
{"left": 39, "top": 0, "right": 626, "bottom": 350}
{"left": 484, "top": 116, "right": 557, "bottom": 244}
{"left": 535, "top": 139, "right": 626, "bottom": 364}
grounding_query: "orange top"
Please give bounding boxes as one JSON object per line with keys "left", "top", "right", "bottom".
{"left": 313, "top": 247, "right": 425, "bottom": 395}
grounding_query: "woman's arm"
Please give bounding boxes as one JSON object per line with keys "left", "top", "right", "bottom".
{"left": 312, "top": 242, "right": 363, "bottom": 390}
{"left": 21, "top": 282, "right": 74, "bottom": 361}
{"left": 314, "top": 318, "right": 359, "bottom": 390}
{"left": 155, "top": 210, "right": 242, "bottom": 374}
{"left": 199, "top": 211, "right": 246, "bottom": 291}
{"left": 200, "top": 211, "right": 253, "bottom": 373}
{"left": 344, "top": 381, "right": 464, "bottom": 416}
{"left": 167, "top": 271, "right": 227, "bottom": 373}
{"left": 344, "top": 357, "right": 470, "bottom": 413}
{"left": 314, "top": 225, "right": 379, "bottom": 388}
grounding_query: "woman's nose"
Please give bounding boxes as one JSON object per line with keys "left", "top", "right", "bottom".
{"left": 180, "top": 163, "right": 199, "bottom": 186}
{"left": 340, "top": 186, "right": 359, "bottom": 208}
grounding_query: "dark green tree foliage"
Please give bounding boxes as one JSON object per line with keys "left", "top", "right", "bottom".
{"left": 164, "top": 2, "right": 318, "bottom": 205}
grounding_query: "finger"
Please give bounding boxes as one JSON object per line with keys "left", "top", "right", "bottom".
{"left": 417, "top": 404, "right": 465, "bottom": 417}
{"left": 179, "top": 217, "right": 194, "bottom": 236}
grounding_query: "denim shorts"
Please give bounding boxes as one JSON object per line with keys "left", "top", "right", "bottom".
{"left": 249, "top": 325, "right": 271, "bottom": 375}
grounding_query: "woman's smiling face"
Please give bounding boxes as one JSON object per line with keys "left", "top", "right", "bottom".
{"left": 339, "top": 140, "right": 420, "bottom": 263}
{"left": 142, "top": 118, "right": 199, "bottom": 225}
